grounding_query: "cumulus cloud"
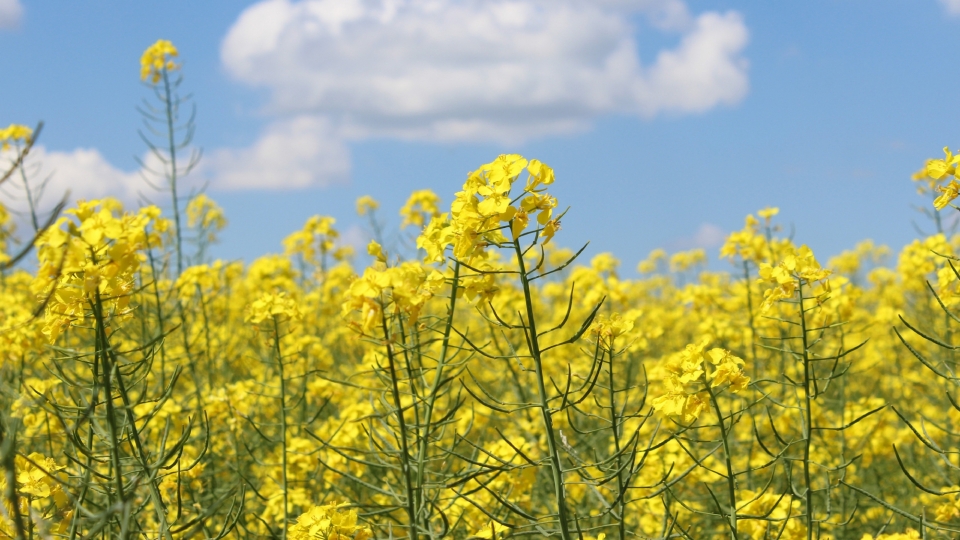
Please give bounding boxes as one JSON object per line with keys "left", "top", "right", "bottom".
{"left": 0, "top": 0, "right": 22, "bottom": 29}
{"left": 1, "top": 146, "right": 170, "bottom": 209}
{"left": 205, "top": 0, "right": 749, "bottom": 189}
{"left": 221, "top": 0, "right": 748, "bottom": 142}
{"left": 941, "top": 0, "right": 960, "bottom": 15}
{"left": 202, "top": 116, "right": 350, "bottom": 190}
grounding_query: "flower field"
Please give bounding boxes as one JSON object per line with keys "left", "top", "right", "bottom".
{"left": 2, "top": 40, "right": 960, "bottom": 540}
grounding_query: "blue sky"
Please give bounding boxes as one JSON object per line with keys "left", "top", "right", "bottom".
{"left": 1, "top": 0, "right": 958, "bottom": 273}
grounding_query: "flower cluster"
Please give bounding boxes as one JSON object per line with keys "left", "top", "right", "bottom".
{"left": 915, "top": 146, "right": 960, "bottom": 209}
{"left": 284, "top": 215, "right": 352, "bottom": 269}
{"left": 652, "top": 340, "right": 749, "bottom": 422}
{"left": 0, "top": 123, "right": 32, "bottom": 150}
{"left": 758, "top": 244, "right": 831, "bottom": 312}
{"left": 140, "top": 39, "right": 179, "bottom": 83}
{"left": 355, "top": 195, "right": 379, "bottom": 217}
{"left": 589, "top": 312, "right": 635, "bottom": 351}
{"left": 417, "top": 155, "right": 559, "bottom": 264}
{"left": 245, "top": 292, "right": 302, "bottom": 326}
{"left": 31, "top": 199, "right": 166, "bottom": 341}
{"left": 400, "top": 189, "right": 442, "bottom": 229}
{"left": 341, "top": 259, "right": 445, "bottom": 333}
{"left": 288, "top": 504, "right": 372, "bottom": 540}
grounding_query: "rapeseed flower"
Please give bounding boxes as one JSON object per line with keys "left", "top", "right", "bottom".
{"left": 140, "top": 39, "right": 179, "bottom": 83}
{"left": 0, "top": 123, "right": 32, "bottom": 150}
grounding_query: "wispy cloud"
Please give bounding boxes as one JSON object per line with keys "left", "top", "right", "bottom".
{"left": 941, "top": 0, "right": 960, "bottom": 15}
{"left": 0, "top": 0, "right": 22, "bottom": 29}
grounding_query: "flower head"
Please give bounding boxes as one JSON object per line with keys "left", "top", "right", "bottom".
{"left": 140, "top": 39, "right": 179, "bottom": 84}
{"left": 356, "top": 195, "right": 379, "bottom": 217}
{"left": 0, "top": 124, "right": 32, "bottom": 151}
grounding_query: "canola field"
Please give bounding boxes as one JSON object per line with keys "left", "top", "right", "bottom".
{"left": 1, "top": 39, "right": 960, "bottom": 540}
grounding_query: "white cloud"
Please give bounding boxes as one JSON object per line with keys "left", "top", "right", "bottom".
{"left": 1, "top": 146, "right": 179, "bottom": 210}
{"left": 3, "top": 146, "right": 140, "bottom": 203}
{"left": 0, "top": 0, "right": 22, "bottom": 29}
{"left": 941, "top": 0, "right": 960, "bottom": 15}
{"left": 666, "top": 222, "right": 727, "bottom": 252}
{"left": 202, "top": 116, "right": 350, "bottom": 190}
{"left": 221, "top": 0, "right": 748, "bottom": 144}
{"left": 6, "top": 0, "right": 753, "bottom": 196}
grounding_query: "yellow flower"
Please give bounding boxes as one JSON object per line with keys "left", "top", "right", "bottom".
{"left": 289, "top": 503, "right": 372, "bottom": 540}
{"left": 400, "top": 189, "right": 442, "bottom": 229}
{"left": 0, "top": 124, "right": 32, "bottom": 150}
{"left": 245, "top": 292, "right": 302, "bottom": 326}
{"left": 140, "top": 39, "right": 179, "bottom": 84}
{"left": 186, "top": 194, "right": 227, "bottom": 230}
{"left": 589, "top": 312, "right": 634, "bottom": 350}
{"left": 367, "top": 240, "right": 386, "bottom": 263}
{"left": 920, "top": 146, "right": 960, "bottom": 181}
{"left": 541, "top": 219, "right": 560, "bottom": 245}
{"left": 355, "top": 195, "right": 379, "bottom": 216}
{"left": 757, "top": 206, "right": 779, "bottom": 222}
{"left": 525, "top": 159, "right": 555, "bottom": 191}
{"left": 706, "top": 348, "right": 749, "bottom": 393}
{"left": 935, "top": 179, "right": 960, "bottom": 210}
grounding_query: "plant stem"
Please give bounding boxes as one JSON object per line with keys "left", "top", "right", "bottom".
{"left": 798, "top": 279, "right": 815, "bottom": 540}
{"left": 273, "top": 317, "right": 289, "bottom": 540}
{"left": 704, "top": 376, "right": 739, "bottom": 540}
{"left": 513, "top": 238, "right": 573, "bottom": 540}
{"left": 380, "top": 309, "right": 418, "bottom": 540}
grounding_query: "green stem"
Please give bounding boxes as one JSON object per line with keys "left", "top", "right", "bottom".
{"left": 797, "top": 280, "right": 815, "bottom": 540}
{"left": 704, "top": 375, "right": 739, "bottom": 540}
{"left": 606, "top": 343, "right": 626, "bottom": 540}
{"left": 414, "top": 261, "right": 460, "bottom": 532}
{"left": 380, "top": 308, "right": 418, "bottom": 540}
{"left": 513, "top": 237, "right": 573, "bottom": 540}
{"left": 162, "top": 69, "right": 184, "bottom": 277}
{"left": 273, "top": 318, "right": 289, "bottom": 540}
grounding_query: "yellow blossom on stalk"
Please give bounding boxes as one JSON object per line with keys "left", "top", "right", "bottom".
{"left": 653, "top": 340, "right": 749, "bottom": 422}
{"left": 758, "top": 244, "right": 831, "bottom": 312}
{"left": 355, "top": 195, "right": 379, "bottom": 216}
{"left": 461, "top": 262, "right": 500, "bottom": 303}
{"left": 284, "top": 215, "right": 339, "bottom": 266}
{"left": 0, "top": 452, "right": 68, "bottom": 532}
{"left": 638, "top": 248, "right": 667, "bottom": 273}
{"left": 288, "top": 503, "right": 372, "bottom": 540}
{"left": 541, "top": 218, "right": 560, "bottom": 245}
{"left": 32, "top": 199, "right": 165, "bottom": 342}
{"left": 757, "top": 206, "right": 779, "bottom": 222}
{"left": 935, "top": 179, "right": 960, "bottom": 210}
{"left": 506, "top": 206, "right": 529, "bottom": 240}
{"left": 400, "top": 189, "right": 442, "bottom": 229}
{"left": 919, "top": 147, "right": 960, "bottom": 181}
{"left": 669, "top": 249, "right": 706, "bottom": 272}
{"left": 916, "top": 146, "right": 960, "bottom": 209}
{"left": 589, "top": 312, "right": 634, "bottom": 351}
{"left": 707, "top": 348, "right": 750, "bottom": 392}
{"left": 520, "top": 192, "right": 558, "bottom": 225}
{"left": 0, "top": 123, "right": 32, "bottom": 150}
{"left": 186, "top": 194, "right": 227, "bottom": 231}
{"left": 737, "top": 491, "right": 805, "bottom": 540}
{"left": 525, "top": 158, "right": 555, "bottom": 191}
{"left": 720, "top": 215, "right": 768, "bottom": 264}
{"left": 140, "top": 39, "right": 179, "bottom": 84}
{"left": 342, "top": 261, "right": 444, "bottom": 333}
{"left": 245, "top": 292, "right": 302, "bottom": 326}
{"left": 367, "top": 240, "right": 386, "bottom": 263}
{"left": 417, "top": 155, "right": 558, "bottom": 264}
